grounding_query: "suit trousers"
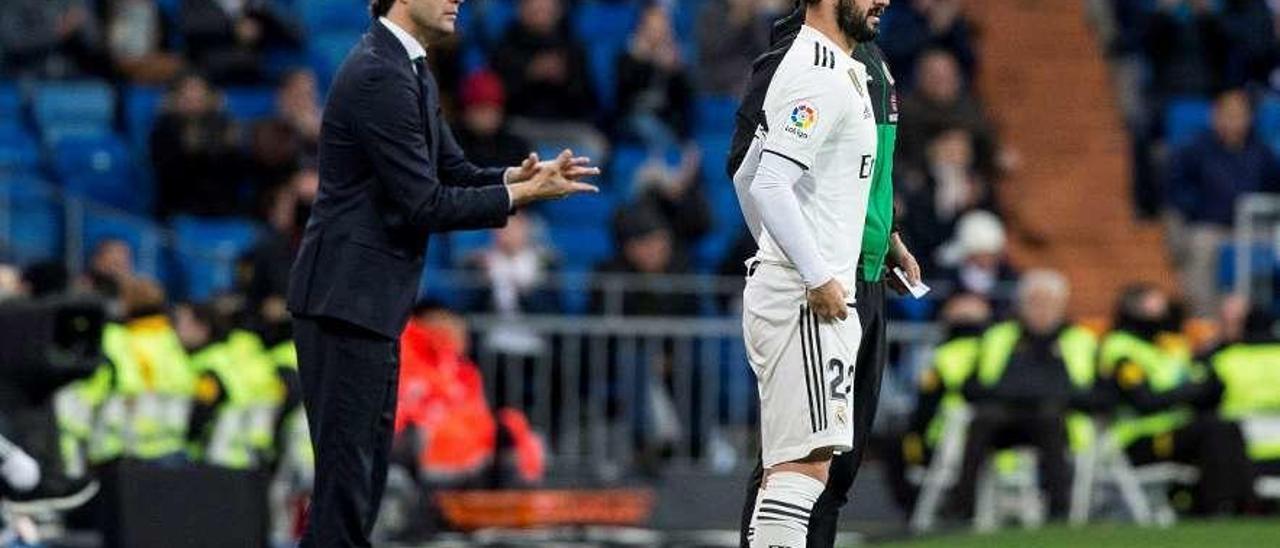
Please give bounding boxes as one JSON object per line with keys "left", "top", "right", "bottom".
{"left": 295, "top": 316, "right": 401, "bottom": 547}
{"left": 739, "top": 279, "right": 888, "bottom": 547}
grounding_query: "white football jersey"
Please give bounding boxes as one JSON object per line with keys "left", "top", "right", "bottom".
{"left": 733, "top": 25, "right": 879, "bottom": 289}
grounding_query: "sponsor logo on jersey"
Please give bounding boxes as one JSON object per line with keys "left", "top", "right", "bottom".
{"left": 787, "top": 102, "right": 817, "bottom": 138}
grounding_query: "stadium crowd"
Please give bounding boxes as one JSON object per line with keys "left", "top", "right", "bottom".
{"left": 0, "top": 0, "right": 1279, "bottom": 542}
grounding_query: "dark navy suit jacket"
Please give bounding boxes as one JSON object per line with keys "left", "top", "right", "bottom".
{"left": 288, "top": 23, "right": 511, "bottom": 338}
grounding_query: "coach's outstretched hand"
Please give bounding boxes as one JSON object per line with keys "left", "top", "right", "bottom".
{"left": 506, "top": 150, "right": 599, "bottom": 184}
{"left": 807, "top": 278, "right": 848, "bottom": 322}
{"left": 508, "top": 149, "right": 600, "bottom": 207}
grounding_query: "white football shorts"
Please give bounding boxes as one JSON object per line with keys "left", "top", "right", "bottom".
{"left": 742, "top": 260, "right": 860, "bottom": 468}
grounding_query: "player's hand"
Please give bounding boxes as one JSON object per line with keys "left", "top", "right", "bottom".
{"left": 508, "top": 150, "right": 599, "bottom": 206}
{"left": 886, "top": 234, "right": 922, "bottom": 296}
{"left": 807, "top": 278, "right": 848, "bottom": 322}
{"left": 506, "top": 150, "right": 599, "bottom": 184}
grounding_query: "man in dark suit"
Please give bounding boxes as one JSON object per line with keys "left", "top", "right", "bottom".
{"left": 286, "top": 0, "right": 599, "bottom": 544}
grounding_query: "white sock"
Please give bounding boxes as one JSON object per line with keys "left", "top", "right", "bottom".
{"left": 750, "top": 471, "right": 824, "bottom": 548}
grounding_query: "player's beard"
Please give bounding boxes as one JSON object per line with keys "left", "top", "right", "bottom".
{"left": 837, "top": 0, "right": 878, "bottom": 43}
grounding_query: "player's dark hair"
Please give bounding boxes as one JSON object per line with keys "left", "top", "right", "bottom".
{"left": 371, "top": 0, "right": 395, "bottom": 18}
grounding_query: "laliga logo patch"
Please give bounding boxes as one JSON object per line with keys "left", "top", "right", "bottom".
{"left": 787, "top": 102, "right": 817, "bottom": 139}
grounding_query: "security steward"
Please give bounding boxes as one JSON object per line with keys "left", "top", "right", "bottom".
{"left": 949, "top": 270, "right": 1102, "bottom": 519}
{"left": 91, "top": 278, "right": 194, "bottom": 463}
{"left": 888, "top": 293, "right": 991, "bottom": 510}
{"left": 1101, "top": 284, "right": 1254, "bottom": 514}
{"left": 1201, "top": 306, "right": 1280, "bottom": 492}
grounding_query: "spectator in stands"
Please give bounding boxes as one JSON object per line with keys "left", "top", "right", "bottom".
{"left": 462, "top": 212, "right": 559, "bottom": 357}
{"left": 179, "top": 0, "right": 304, "bottom": 85}
{"left": 0, "top": 0, "right": 108, "bottom": 79}
{"left": 84, "top": 238, "right": 134, "bottom": 300}
{"left": 274, "top": 68, "right": 320, "bottom": 158}
{"left": 241, "top": 183, "right": 298, "bottom": 308}
{"left": 898, "top": 129, "right": 993, "bottom": 272}
{"left": 879, "top": 0, "right": 977, "bottom": 90}
{"left": 615, "top": 3, "right": 693, "bottom": 152}
{"left": 452, "top": 70, "right": 532, "bottom": 169}
{"left": 150, "top": 72, "right": 247, "bottom": 219}
{"left": 696, "top": 0, "right": 769, "bottom": 96}
{"left": 101, "top": 0, "right": 184, "bottom": 84}
{"left": 592, "top": 206, "right": 697, "bottom": 317}
{"left": 1143, "top": 0, "right": 1231, "bottom": 101}
{"left": 1222, "top": 0, "right": 1280, "bottom": 89}
{"left": 626, "top": 148, "right": 712, "bottom": 256}
{"left": 938, "top": 210, "right": 1017, "bottom": 306}
{"left": 493, "top": 0, "right": 606, "bottom": 155}
{"left": 1168, "top": 89, "right": 1280, "bottom": 315}
{"left": 244, "top": 68, "right": 319, "bottom": 207}
{"left": 896, "top": 49, "right": 1002, "bottom": 183}
{"left": 463, "top": 212, "right": 557, "bottom": 315}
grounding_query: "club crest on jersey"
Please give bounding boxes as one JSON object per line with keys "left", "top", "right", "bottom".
{"left": 847, "top": 69, "right": 866, "bottom": 98}
{"left": 787, "top": 102, "right": 817, "bottom": 138}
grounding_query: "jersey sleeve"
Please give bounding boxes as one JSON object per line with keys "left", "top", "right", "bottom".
{"left": 761, "top": 70, "right": 850, "bottom": 170}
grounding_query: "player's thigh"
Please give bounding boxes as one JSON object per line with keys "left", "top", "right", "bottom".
{"left": 757, "top": 307, "right": 862, "bottom": 468}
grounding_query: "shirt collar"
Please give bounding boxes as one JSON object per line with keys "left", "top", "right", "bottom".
{"left": 380, "top": 17, "right": 427, "bottom": 62}
{"left": 800, "top": 25, "right": 852, "bottom": 58}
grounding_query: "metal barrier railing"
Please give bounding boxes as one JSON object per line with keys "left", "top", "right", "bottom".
{"left": 1233, "top": 193, "right": 1280, "bottom": 305}
{"left": 0, "top": 178, "right": 237, "bottom": 294}
{"left": 462, "top": 313, "right": 943, "bottom": 474}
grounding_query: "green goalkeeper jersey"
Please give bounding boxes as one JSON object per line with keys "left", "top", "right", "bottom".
{"left": 853, "top": 42, "right": 897, "bottom": 283}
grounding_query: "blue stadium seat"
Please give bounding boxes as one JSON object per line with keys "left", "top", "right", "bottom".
{"left": 0, "top": 176, "right": 62, "bottom": 264}
{"left": 450, "top": 229, "right": 493, "bottom": 266}
{"left": 548, "top": 225, "right": 612, "bottom": 270}
{"left": 310, "top": 31, "right": 362, "bottom": 88}
{"left": 557, "top": 268, "right": 591, "bottom": 314}
{"left": 300, "top": 0, "right": 369, "bottom": 33}
{"left": 1257, "top": 95, "right": 1280, "bottom": 156}
{"left": 1163, "top": 97, "right": 1212, "bottom": 148}
{"left": 51, "top": 133, "right": 145, "bottom": 214}
{"left": 263, "top": 48, "right": 312, "bottom": 85}
{"left": 586, "top": 44, "right": 624, "bottom": 110}
{"left": 608, "top": 144, "right": 648, "bottom": 194}
{"left": 1216, "top": 242, "right": 1274, "bottom": 291}
{"left": 0, "top": 125, "right": 42, "bottom": 175}
{"left": 171, "top": 216, "right": 262, "bottom": 301}
{"left": 534, "top": 191, "right": 615, "bottom": 228}
{"left": 82, "top": 207, "right": 166, "bottom": 281}
{"left": 32, "top": 81, "right": 115, "bottom": 140}
{"left": 458, "top": 0, "right": 516, "bottom": 48}
{"left": 223, "top": 86, "right": 277, "bottom": 122}
{"left": 573, "top": 1, "right": 638, "bottom": 109}
{"left": 0, "top": 83, "right": 22, "bottom": 120}
{"left": 123, "top": 86, "right": 164, "bottom": 151}
{"left": 693, "top": 95, "right": 739, "bottom": 136}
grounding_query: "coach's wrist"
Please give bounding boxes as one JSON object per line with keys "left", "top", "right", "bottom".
{"left": 508, "top": 181, "right": 535, "bottom": 208}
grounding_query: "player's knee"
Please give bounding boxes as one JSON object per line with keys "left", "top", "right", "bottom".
{"left": 770, "top": 447, "right": 834, "bottom": 484}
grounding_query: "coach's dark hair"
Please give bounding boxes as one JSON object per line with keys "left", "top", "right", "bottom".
{"left": 371, "top": 0, "right": 395, "bottom": 18}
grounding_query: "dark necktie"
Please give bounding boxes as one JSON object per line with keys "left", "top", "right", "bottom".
{"left": 412, "top": 56, "right": 435, "bottom": 148}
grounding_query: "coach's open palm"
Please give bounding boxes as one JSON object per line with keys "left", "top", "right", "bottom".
{"left": 509, "top": 149, "right": 600, "bottom": 207}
